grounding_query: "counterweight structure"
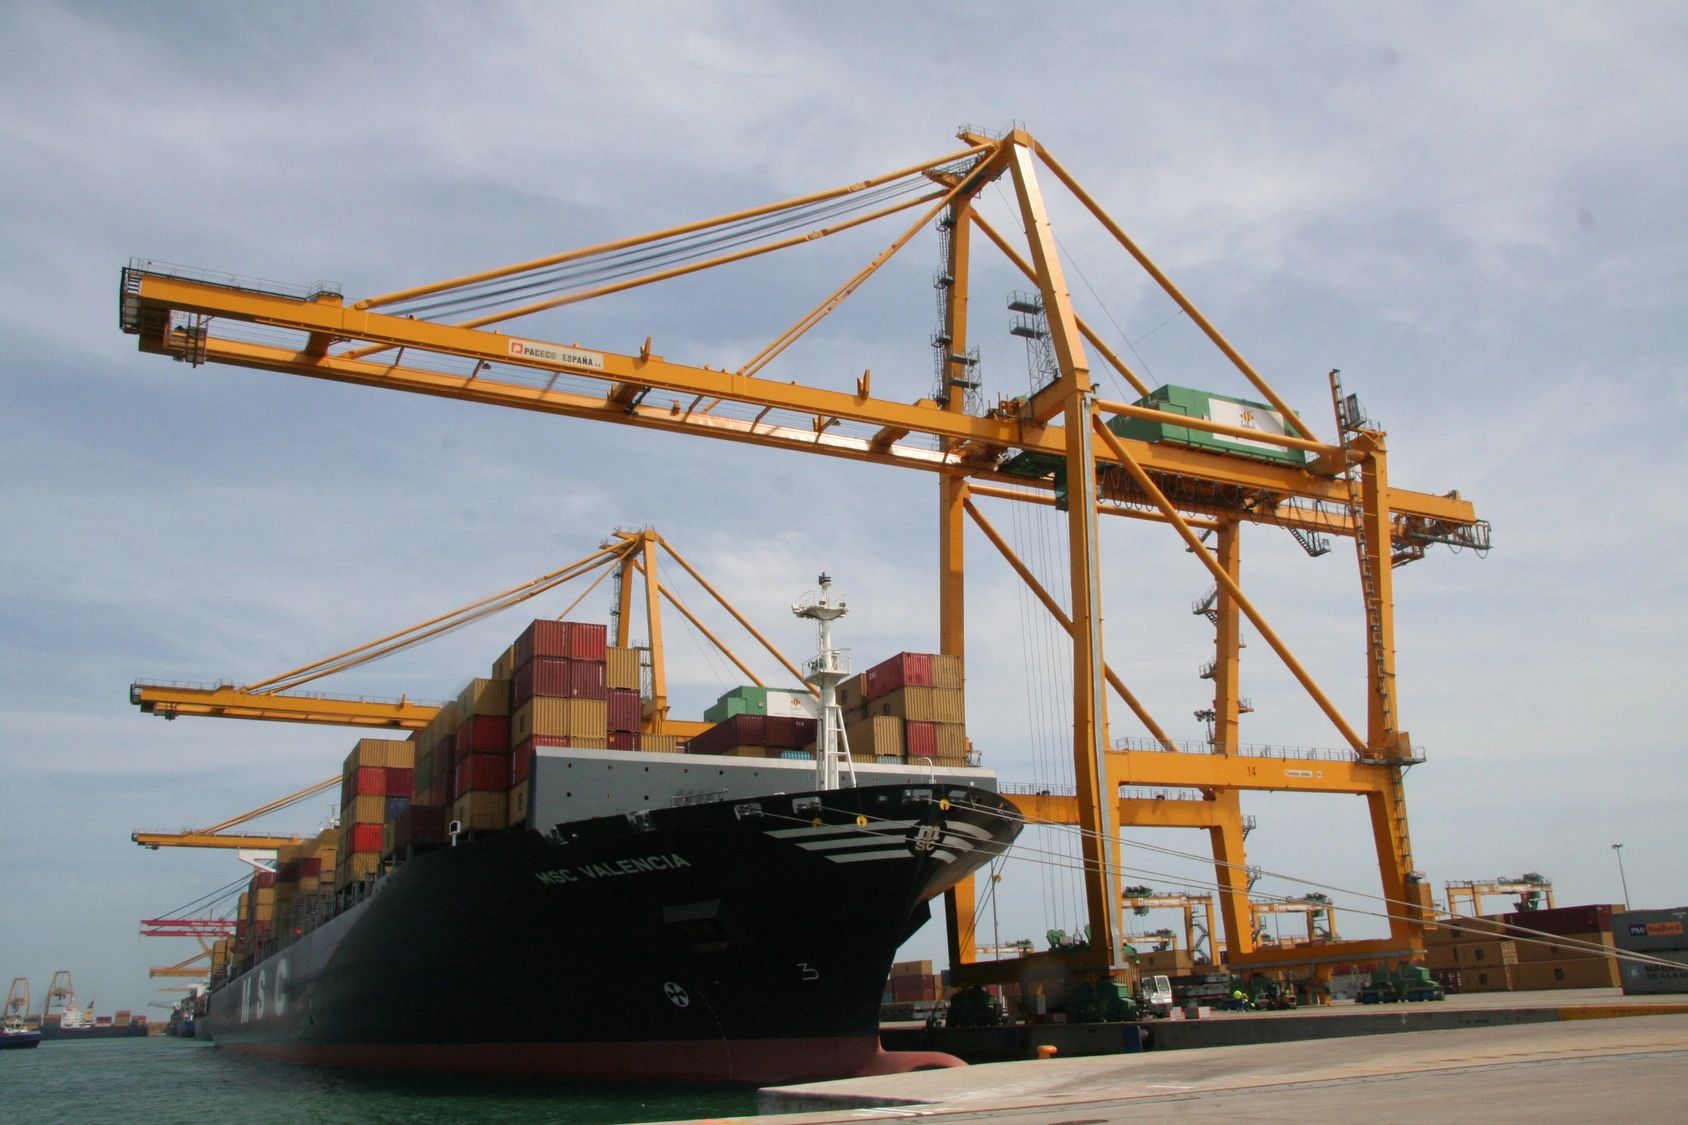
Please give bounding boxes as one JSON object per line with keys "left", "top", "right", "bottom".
{"left": 118, "top": 127, "right": 1488, "bottom": 984}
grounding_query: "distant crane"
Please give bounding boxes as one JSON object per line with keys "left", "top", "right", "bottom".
{"left": 1445, "top": 875, "right": 1555, "bottom": 917}
{"left": 131, "top": 775, "right": 341, "bottom": 850}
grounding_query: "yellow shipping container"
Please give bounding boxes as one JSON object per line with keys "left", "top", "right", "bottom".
{"left": 873, "top": 686, "right": 965, "bottom": 724}
{"left": 508, "top": 779, "right": 531, "bottom": 825}
{"left": 1463, "top": 965, "right": 1518, "bottom": 992}
{"left": 420, "top": 702, "right": 464, "bottom": 759}
{"left": 335, "top": 851, "right": 380, "bottom": 890}
{"left": 845, "top": 715, "right": 904, "bottom": 758}
{"left": 492, "top": 644, "right": 517, "bottom": 682}
{"left": 606, "top": 647, "right": 642, "bottom": 690}
{"left": 931, "top": 653, "right": 962, "bottom": 690}
{"left": 1425, "top": 940, "right": 1517, "bottom": 971}
{"left": 304, "top": 827, "right": 336, "bottom": 858}
{"left": 641, "top": 734, "right": 684, "bottom": 754}
{"left": 835, "top": 672, "right": 871, "bottom": 712}
{"left": 452, "top": 790, "right": 508, "bottom": 832}
{"left": 343, "top": 737, "right": 414, "bottom": 772}
{"left": 935, "top": 723, "right": 968, "bottom": 759}
{"left": 1515, "top": 957, "right": 1621, "bottom": 990}
{"left": 513, "top": 697, "right": 609, "bottom": 742}
{"left": 458, "top": 677, "right": 511, "bottom": 717}
{"left": 344, "top": 793, "right": 387, "bottom": 825}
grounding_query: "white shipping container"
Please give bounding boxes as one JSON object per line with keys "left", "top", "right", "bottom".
{"left": 765, "top": 689, "right": 819, "bottom": 719}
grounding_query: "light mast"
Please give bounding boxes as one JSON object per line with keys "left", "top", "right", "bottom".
{"left": 793, "top": 574, "right": 857, "bottom": 791}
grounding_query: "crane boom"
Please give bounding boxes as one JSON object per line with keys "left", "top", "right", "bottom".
{"left": 118, "top": 126, "right": 1492, "bottom": 985}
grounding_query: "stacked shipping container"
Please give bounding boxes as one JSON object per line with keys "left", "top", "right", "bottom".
{"left": 335, "top": 738, "right": 415, "bottom": 890}
{"left": 1423, "top": 904, "right": 1624, "bottom": 992}
{"left": 508, "top": 619, "right": 611, "bottom": 827}
{"left": 842, "top": 652, "right": 968, "bottom": 766}
{"left": 1613, "top": 908, "right": 1688, "bottom": 995}
{"left": 453, "top": 676, "right": 514, "bottom": 832}
{"left": 688, "top": 652, "right": 968, "bottom": 764}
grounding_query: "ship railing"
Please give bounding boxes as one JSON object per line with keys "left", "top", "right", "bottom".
{"left": 1111, "top": 735, "right": 1373, "bottom": 763}
{"left": 125, "top": 258, "right": 342, "bottom": 302}
{"left": 1000, "top": 780, "right": 1208, "bottom": 803}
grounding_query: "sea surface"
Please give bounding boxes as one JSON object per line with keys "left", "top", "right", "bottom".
{"left": 2, "top": 1036, "right": 759, "bottom": 1124}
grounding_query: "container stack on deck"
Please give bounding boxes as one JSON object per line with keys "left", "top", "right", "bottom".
{"left": 684, "top": 651, "right": 968, "bottom": 765}
{"left": 841, "top": 651, "right": 968, "bottom": 767}
{"left": 234, "top": 869, "right": 276, "bottom": 960}
{"left": 1424, "top": 904, "right": 1624, "bottom": 992}
{"left": 454, "top": 676, "right": 515, "bottom": 831}
{"left": 334, "top": 738, "right": 415, "bottom": 889}
{"left": 508, "top": 619, "right": 610, "bottom": 827}
{"left": 274, "top": 828, "right": 337, "bottom": 938}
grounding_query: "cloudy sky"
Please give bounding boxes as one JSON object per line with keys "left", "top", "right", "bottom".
{"left": 3, "top": 2, "right": 1684, "bottom": 1013}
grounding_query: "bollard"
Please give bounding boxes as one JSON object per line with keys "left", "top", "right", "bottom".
{"left": 1036, "top": 1044, "right": 1059, "bottom": 1060}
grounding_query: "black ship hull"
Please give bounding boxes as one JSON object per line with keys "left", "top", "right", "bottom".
{"left": 203, "top": 781, "right": 1020, "bottom": 1084}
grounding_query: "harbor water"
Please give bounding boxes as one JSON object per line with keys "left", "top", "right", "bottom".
{"left": 3, "top": 1036, "right": 755, "bottom": 1124}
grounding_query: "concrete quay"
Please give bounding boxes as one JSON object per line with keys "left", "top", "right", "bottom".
{"left": 694, "top": 992, "right": 1688, "bottom": 1124}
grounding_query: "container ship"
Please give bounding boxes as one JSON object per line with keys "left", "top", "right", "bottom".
{"left": 198, "top": 585, "right": 1023, "bottom": 1084}
{"left": 34, "top": 973, "right": 149, "bottom": 1040}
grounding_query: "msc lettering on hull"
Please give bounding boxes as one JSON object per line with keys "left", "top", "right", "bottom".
{"left": 239, "top": 958, "right": 290, "bottom": 1024}
{"left": 535, "top": 853, "right": 691, "bottom": 885}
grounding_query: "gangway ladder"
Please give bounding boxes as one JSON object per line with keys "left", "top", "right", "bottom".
{"left": 1329, "top": 369, "right": 1395, "bottom": 743}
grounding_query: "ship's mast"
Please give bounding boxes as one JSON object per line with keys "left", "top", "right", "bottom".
{"left": 793, "top": 574, "right": 856, "bottom": 791}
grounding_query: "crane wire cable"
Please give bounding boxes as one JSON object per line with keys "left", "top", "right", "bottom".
{"left": 930, "top": 795, "right": 1681, "bottom": 971}
{"left": 389, "top": 176, "right": 938, "bottom": 320}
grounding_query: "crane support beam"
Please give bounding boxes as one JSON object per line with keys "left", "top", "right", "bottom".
{"left": 1108, "top": 748, "right": 1396, "bottom": 794}
{"left": 131, "top": 682, "right": 438, "bottom": 728}
{"left": 132, "top": 832, "right": 300, "bottom": 850}
{"left": 1010, "top": 792, "right": 1226, "bottom": 829}
{"left": 120, "top": 273, "right": 1478, "bottom": 532}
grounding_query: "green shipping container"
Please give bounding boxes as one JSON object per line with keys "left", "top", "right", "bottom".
{"left": 1107, "top": 385, "right": 1307, "bottom": 467}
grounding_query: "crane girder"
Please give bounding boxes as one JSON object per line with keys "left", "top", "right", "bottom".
{"left": 131, "top": 681, "right": 437, "bottom": 728}
{"left": 132, "top": 832, "right": 302, "bottom": 850}
{"left": 120, "top": 269, "right": 1479, "bottom": 534}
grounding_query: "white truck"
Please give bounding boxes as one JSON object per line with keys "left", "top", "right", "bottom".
{"left": 1139, "top": 973, "right": 1175, "bottom": 1018}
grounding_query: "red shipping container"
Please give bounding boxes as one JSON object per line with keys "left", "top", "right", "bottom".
{"left": 1499, "top": 904, "right": 1615, "bottom": 936}
{"left": 390, "top": 804, "right": 448, "bottom": 851}
{"left": 865, "top": 652, "right": 935, "bottom": 701}
{"left": 727, "top": 713, "right": 767, "bottom": 745}
{"left": 344, "top": 764, "right": 386, "bottom": 801}
{"left": 607, "top": 688, "right": 641, "bottom": 733}
{"left": 511, "top": 735, "right": 584, "bottom": 784}
{"left": 454, "top": 714, "right": 512, "bottom": 762}
{"left": 763, "top": 715, "right": 818, "bottom": 748}
{"left": 607, "top": 731, "right": 637, "bottom": 751}
{"left": 251, "top": 870, "right": 276, "bottom": 890}
{"left": 276, "top": 860, "right": 301, "bottom": 882}
{"left": 454, "top": 752, "right": 509, "bottom": 796}
{"left": 300, "top": 857, "right": 322, "bottom": 878}
{"left": 384, "top": 767, "right": 415, "bottom": 800}
{"left": 348, "top": 823, "right": 383, "bottom": 854}
{"left": 904, "top": 720, "right": 938, "bottom": 759}
{"left": 514, "top": 619, "right": 608, "bottom": 668}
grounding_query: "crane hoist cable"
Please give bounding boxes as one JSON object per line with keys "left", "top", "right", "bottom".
{"left": 389, "top": 176, "right": 945, "bottom": 322}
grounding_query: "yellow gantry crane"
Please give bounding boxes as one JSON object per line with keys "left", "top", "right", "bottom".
{"left": 1445, "top": 876, "right": 1555, "bottom": 917}
{"left": 119, "top": 125, "right": 1488, "bottom": 986}
{"left": 132, "top": 775, "right": 341, "bottom": 850}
